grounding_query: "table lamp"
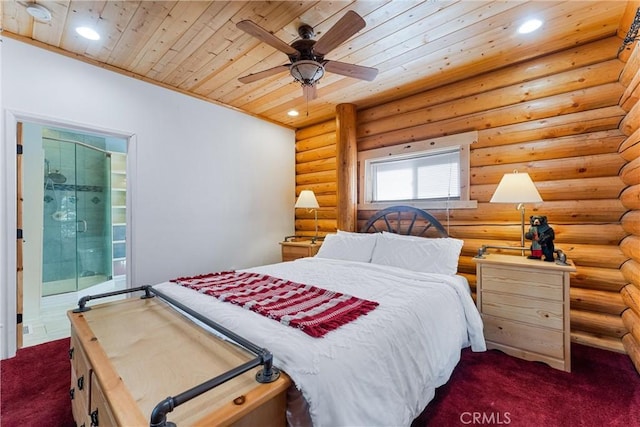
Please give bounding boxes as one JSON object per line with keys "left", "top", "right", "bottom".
{"left": 490, "top": 171, "right": 543, "bottom": 255}
{"left": 295, "top": 190, "right": 320, "bottom": 243}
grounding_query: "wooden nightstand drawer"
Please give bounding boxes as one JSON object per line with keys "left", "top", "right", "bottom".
{"left": 90, "top": 373, "right": 118, "bottom": 427}
{"left": 70, "top": 330, "right": 91, "bottom": 425}
{"left": 283, "top": 245, "right": 313, "bottom": 259}
{"left": 482, "top": 265, "right": 564, "bottom": 301}
{"left": 482, "top": 292, "right": 564, "bottom": 330}
{"left": 280, "top": 241, "right": 321, "bottom": 262}
{"left": 482, "top": 314, "right": 564, "bottom": 359}
{"left": 473, "top": 254, "right": 575, "bottom": 372}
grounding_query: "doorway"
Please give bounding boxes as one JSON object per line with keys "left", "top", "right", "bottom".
{"left": 20, "top": 122, "right": 128, "bottom": 347}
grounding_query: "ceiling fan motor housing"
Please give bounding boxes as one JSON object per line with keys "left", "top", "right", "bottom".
{"left": 290, "top": 38, "right": 322, "bottom": 62}
{"left": 297, "top": 24, "right": 315, "bottom": 39}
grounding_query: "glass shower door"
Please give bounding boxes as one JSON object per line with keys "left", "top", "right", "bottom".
{"left": 75, "top": 144, "right": 112, "bottom": 290}
{"left": 41, "top": 139, "right": 112, "bottom": 296}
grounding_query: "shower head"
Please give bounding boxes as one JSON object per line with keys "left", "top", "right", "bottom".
{"left": 47, "top": 172, "right": 67, "bottom": 184}
{"left": 44, "top": 159, "right": 66, "bottom": 183}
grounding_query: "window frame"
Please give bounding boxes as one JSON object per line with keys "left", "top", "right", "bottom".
{"left": 358, "top": 131, "right": 478, "bottom": 210}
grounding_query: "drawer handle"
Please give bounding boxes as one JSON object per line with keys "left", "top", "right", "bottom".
{"left": 69, "top": 347, "right": 74, "bottom": 360}
{"left": 69, "top": 388, "right": 75, "bottom": 400}
{"left": 77, "top": 375, "right": 84, "bottom": 390}
{"left": 90, "top": 409, "right": 99, "bottom": 426}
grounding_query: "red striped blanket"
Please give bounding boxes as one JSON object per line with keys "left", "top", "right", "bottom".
{"left": 170, "top": 271, "right": 378, "bottom": 338}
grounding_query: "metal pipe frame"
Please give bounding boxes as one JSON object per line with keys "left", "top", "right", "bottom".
{"left": 475, "top": 245, "right": 570, "bottom": 265}
{"left": 72, "top": 284, "right": 281, "bottom": 427}
{"left": 474, "top": 244, "right": 528, "bottom": 258}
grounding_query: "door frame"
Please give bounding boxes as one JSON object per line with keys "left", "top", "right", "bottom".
{"left": 1, "top": 110, "right": 137, "bottom": 359}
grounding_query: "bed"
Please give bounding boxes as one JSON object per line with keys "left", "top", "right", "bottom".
{"left": 149, "top": 206, "right": 486, "bottom": 426}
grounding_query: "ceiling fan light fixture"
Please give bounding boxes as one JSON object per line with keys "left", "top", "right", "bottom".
{"left": 290, "top": 60, "right": 324, "bottom": 85}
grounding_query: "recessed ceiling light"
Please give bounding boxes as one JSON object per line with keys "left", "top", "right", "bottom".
{"left": 76, "top": 26, "right": 101, "bottom": 41}
{"left": 518, "top": 19, "right": 543, "bottom": 34}
{"left": 25, "top": 3, "right": 52, "bottom": 22}
{"left": 287, "top": 110, "right": 300, "bottom": 117}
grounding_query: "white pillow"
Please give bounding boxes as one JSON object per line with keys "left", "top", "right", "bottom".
{"left": 371, "top": 232, "right": 463, "bottom": 275}
{"left": 381, "top": 230, "right": 438, "bottom": 241}
{"left": 316, "top": 232, "right": 379, "bottom": 263}
{"left": 336, "top": 230, "right": 381, "bottom": 243}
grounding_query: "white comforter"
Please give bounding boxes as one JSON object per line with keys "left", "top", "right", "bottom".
{"left": 154, "top": 257, "right": 485, "bottom": 426}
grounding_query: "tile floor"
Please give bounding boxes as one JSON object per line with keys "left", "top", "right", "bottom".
{"left": 23, "top": 278, "right": 126, "bottom": 347}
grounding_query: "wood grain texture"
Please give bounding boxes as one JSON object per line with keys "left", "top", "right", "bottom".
{"left": 618, "top": 127, "right": 640, "bottom": 161}
{"left": 622, "top": 284, "right": 640, "bottom": 318}
{"left": 622, "top": 333, "right": 640, "bottom": 372}
{"left": 622, "top": 308, "right": 640, "bottom": 346}
{"left": 621, "top": 184, "right": 640, "bottom": 210}
{"left": 620, "top": 98, "right": 640, "bottom": 136}
{"left": 620, "top": 156, "right": 640, "bottom": 185}
{"left": 335, "top": 104, "right": 358, "bottom": 232}
{"left": 69, "top": 298, "right": 291, "bottom": 427}
{"left": 570, "top": 309, "right": 627, "bottom": 338}
{"left": 1, "top": 2, "right": 631, "bottom": 129}
{"left": 622, "top": 260, "right": 640, "bottom": 290}
{"left": 474, "top": 254, "right": 574, "bottom": 371}
{"left": 330, "top": 34, "right": 638, "bottom": 357}
{"left": 572, "top": 331, "right": 626, "bottom": 353}
{"left": 570, "top": 287, "right": 627, "bottom": 315}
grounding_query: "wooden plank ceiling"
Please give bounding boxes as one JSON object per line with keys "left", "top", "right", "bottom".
{"left": 1, "top": 1, "right": 633, "bottom": 128}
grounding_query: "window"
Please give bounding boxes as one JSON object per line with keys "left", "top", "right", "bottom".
{"left": 370, "top": 148, "right": 460, "bottom": 201}
{"left": 359, "top": 131, "right": 477, "bottom": 209}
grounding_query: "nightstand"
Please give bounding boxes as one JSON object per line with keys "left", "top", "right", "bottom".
{"left": 280, "top": 240, "right": 321, "bottom": 262}
{"left": 473, "top": 254, "right": 576, "bottom": 372}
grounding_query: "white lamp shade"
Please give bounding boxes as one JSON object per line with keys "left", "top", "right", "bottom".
{"left": 490, "top": 172, "right": 542, "bottom": 203}
{"left": 295, "top": 190, "right": 319, "bottom": 209}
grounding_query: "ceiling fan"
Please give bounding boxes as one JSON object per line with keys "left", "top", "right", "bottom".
{"left": 236, "top": 10, "right": 378, "bottom": 101}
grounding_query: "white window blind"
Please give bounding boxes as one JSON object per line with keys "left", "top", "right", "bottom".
{"left": 370, "top": 148, "right": 460, "bottom": 202}
{"left": 358, "top": 131, "right": 477, "bottom": 210}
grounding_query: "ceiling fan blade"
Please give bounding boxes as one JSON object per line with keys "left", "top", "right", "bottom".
{"left": 302, "top": 84, "right": 317, "bottom": 101}
{"left": 324, "top": 61, "right": 378, "bottom": 81}
{"left": 313, "top": 10, "right": 366, "bottom": 56}
{"left": 237, "top": 20, "right": 298, "bottom": 55}
{"left": 238, "top": 65, "right": 290, "bottom": 84}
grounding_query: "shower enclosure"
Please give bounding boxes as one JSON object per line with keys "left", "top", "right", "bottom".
{"left": 42, "top": 137, "right": 112, "bottom": 296}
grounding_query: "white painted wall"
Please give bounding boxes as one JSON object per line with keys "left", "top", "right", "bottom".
{"left": 0, "top": 38, "right": 295, "bottom": 359}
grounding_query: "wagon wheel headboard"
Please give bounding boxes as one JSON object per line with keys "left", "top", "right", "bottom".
{"left": 360, "top": 206, "right": 449, "bottom": 237}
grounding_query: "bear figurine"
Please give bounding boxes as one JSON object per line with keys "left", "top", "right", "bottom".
{"left": 525, "top": 215, "right": 555, "bottom": 262}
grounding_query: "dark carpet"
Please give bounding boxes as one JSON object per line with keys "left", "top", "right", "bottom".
{"left": 1, "top": 338, "right": 638, "bottom": 426}
{"left": 1, "top": 338, "right": 74, "bottom": 427}
{"left": 413, "top": 343, "right": 640, "bottom": 427}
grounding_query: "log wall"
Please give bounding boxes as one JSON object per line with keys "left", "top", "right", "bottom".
{"left": 618, "top": 37, "right": 640, "bottom": 373}
{"left": 294, "top": 35, "right": 638, "bottom": 366}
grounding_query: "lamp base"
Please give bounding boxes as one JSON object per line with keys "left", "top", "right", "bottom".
{"left": 518, "top": 203, "right": 526, "bottom": 256}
